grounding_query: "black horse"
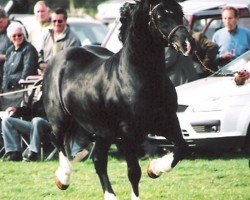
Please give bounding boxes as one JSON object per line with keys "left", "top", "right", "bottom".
{"left": 43, "top": 0, "right": 195, "bottom": 199}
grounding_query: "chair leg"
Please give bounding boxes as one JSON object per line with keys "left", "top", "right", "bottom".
{"left": 0, "top": 146, "right": 5, "bottom": 158}
{"left": 88, "top": 142, "right": 96, "bottom": 159}
{"left": 46, "top": 148, "right": 57, "bottom": 160}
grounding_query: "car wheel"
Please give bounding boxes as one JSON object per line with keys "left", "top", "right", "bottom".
{"left": 243, "top": 126, "right": 250, "bottom": 155}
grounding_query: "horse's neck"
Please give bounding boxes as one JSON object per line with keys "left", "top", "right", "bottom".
{"left": 121, "top": 34, "right": 166, "bottom": 78}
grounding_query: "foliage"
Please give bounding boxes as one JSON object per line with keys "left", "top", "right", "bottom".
{"left": 0, "top": 154, "right": 249, "bottom": 200}
{"left": 1, "top": 0, "right": 106, "bottom": 16}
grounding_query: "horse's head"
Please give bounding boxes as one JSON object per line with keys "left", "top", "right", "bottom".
{"left": 146, "top": 0, "right": 195, "bottom": 56}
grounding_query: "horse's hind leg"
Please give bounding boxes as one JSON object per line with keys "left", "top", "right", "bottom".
{"left": 147, "top": 114, "right": 190, "bottom": 178}
{"left": 92, "top": 136, "right": 116, "bottom": 200}
{"left": 122, "top": 138, "right": 141, "bottom": 200}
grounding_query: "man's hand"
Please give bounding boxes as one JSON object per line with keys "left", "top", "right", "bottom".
{"left": 5, "top": 107, "right": 17, "bottom": 115}
{"left": 0, "top": 54, "right": 6, "bottom": 62}
{"left": 39, "top": 63, "right": 47, "bottom": 71}
{"left": 234, "top": 69, "right": 250, "bottom": 85}
{"left": 220, "top": 52, "right": 234, "bottom": 60}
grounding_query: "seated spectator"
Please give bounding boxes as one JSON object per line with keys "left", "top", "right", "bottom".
{"left": 2, "top": 23, "right": 38, "bottom": 92}
{"left": 1, "top": 91, "right": 92, "bottom": 162}
{"left": 1, "top": 93, "right": 50, "bottom": 162}
{"left": 212, "top": 6, "right": 250, "bottom": 67}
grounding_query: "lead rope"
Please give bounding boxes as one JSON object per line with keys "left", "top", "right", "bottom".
{"left": 194, "top": 51, "right": 233, "bottom": 76}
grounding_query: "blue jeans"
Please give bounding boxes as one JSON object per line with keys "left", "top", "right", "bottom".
{"left": 68, "top": 126, "right": 91, "bottom": 157}
{"left": 1, "top": 116, "right": 51, "bottom": 153}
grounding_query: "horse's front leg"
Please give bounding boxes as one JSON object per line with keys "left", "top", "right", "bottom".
{"left": 92, "top": 137, "right": 116, "bottom": 200}
{"left": 49, "top": 129, "right": 72, "bottom": 190}
{"left": 147, "top": 114, "right": 190, "bottom": 178}
{"left": 122, "top": 137, "right": 141, "bottom": 200}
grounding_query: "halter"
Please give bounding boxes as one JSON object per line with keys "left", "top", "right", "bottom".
{"left": 149, "top": 4, "right": 187, "bottom": 45}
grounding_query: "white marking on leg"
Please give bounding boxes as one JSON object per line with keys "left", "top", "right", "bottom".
{"left": 149, "top": 152, "right": 174, "bottom": 176}
{"left": 55, "top": 151, "right": 72, "bottom": 185}
{"left": 131, "top": 191, "right": 140, "bottom": 200}
{"left": 104, "top": 191, "right": 117, "bottom": 200}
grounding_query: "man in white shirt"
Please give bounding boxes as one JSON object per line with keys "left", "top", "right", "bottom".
{"left": 28, "top": 1, "right": 51, "bottom": 53}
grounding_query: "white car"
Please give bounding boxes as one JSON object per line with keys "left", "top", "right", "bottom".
{"left": 95, "top": 0, "right": 125, "bottom": 24}
{"left": 176, "top": 51, "right": 250, "bottom": 152}
{"left": 67, "top": 17, "right": 109, "bottom": 46}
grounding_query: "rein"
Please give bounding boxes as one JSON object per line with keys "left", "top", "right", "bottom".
{"left": 194, "top": 51, "right": 234, "bottom": 76}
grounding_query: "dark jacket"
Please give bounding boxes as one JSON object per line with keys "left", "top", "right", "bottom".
{"left": 192, "top": 32, "right": 219, "bottom": 77}
{"left": 2, "top": 40, "right": 38, "bottom": 91}
{"left": 14, "top": 95, "right": 46, "bottom": 121}
{"left": 165, "top": 47, "right": 199, "bottom": 86}
{"left": 0, "top": 22, "right": 11, "bottom": 77}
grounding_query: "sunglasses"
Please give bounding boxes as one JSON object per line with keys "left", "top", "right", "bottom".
{"left": 52, "top": 19, "right": 64, "bottom": 23}
{"left": 12, "top": 34, "right": 23, "bottom": 38}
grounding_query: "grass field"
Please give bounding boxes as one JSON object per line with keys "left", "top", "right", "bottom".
{"left": 0, "top": 152, "right": 249, "bottom": 200}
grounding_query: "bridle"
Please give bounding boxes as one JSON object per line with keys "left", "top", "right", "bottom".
{"left": 148, "top": 3, "right": 230, "bottom": 76}
{"left": 148, "top": 4, "right": 188, "bottom": 46}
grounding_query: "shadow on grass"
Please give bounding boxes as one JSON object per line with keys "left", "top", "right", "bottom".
{"left": 108, "top": 145, "right": 249, "bottom": 161}
{"left": 188, "top": 149, "right": 250, "bottom": 160}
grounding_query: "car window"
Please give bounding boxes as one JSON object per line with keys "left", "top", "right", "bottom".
{"left": 218, "top": 50, "right": 250, "bottom": 74}
{"left": 102, "top": 20, "right": 122, "bottom": 53}
{"left": 69, "top": 22, "right": 109, "bottom": 45}
{"left": 196, "top": 18, "right": 250, "bottom": 40}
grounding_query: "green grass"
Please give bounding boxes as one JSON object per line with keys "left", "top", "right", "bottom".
{"left": 0, "top": 154, "right": 249, "bottom": 200}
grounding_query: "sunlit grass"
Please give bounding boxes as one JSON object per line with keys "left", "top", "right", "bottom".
{"left": 0, "top": 154, "right": 249, "bottom": 200}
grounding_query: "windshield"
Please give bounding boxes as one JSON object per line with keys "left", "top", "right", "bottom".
{"left": 194, "top": 17, "right": 250, "bottom": 40}
{"left": 70, "top": 22, "right": 109, "bottom": 45}
{"left": 215, "top": 50, "right": 250, "bottom": 75}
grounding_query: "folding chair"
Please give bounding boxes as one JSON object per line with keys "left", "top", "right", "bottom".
{"left": 0, "top": 136, "right": 4, "bottom": 158}
{"left": 20, "top": 75, "right": 58, "bottom": 161}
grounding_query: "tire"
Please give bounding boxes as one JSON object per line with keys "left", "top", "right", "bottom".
{"left": 243, "top": 125, "right": 250, "bottom": 155}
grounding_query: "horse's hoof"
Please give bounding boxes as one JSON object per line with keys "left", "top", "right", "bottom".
{"left": 147, "top": 160, "right": 162, "bottom": 179}
{"left": 147, "top": 167, "right": 160, "bottom": 179}
{"left": 55, "top": 177, "right": 69, "bottom": 190}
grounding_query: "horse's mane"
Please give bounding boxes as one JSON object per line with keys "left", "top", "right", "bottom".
{"left": 119, "top": 2, "right": 138, "bottom": 43}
